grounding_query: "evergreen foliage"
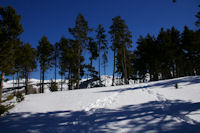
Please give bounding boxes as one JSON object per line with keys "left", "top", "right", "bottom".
{"left": 102, "top": 50, "right": 108, "bottom": 75}
{"left": 16, "top": 92, "right": 24, "bottom": 102}
{"left": 96, "top": 24, "right": 107, "bottom": 84}
{"left": 87, "top": 38, "right": 98, "bottom": 79}
{"left": 134, "top": 26, "right": 200, "bottom": 81}
{"left": 109, "top": 16, "right": 132, "bottom": 85}
{"left": 0, "top": 104, "right": 13, "bottom": 115}
{"left": 59, "top": 37, "right": 72, "bottom": 90}
{"left": 0, "top": 104, "right": 8, "bottom": 115}
{"left": 53, "top": 43, "right": 59, "bottom": 83}
{"left": 58, "top": 37, "right": 69, "bottom": 90}
{"left": 17, "top": 43, "right": 37, "bottom": 94}
{"left": 0, "top": 6, "right": 23, "bottom": 102}
{"left": 68, "top": 14, "right": 90, "bottom": 89}
{"left": 58, "top": 37, "right": 85, "bottom": 90}
{"left": 49, "top": 80, "right": 58, "bottom": 92}
{"left": 37, "top": 36, "right": 53, "bottom": 93}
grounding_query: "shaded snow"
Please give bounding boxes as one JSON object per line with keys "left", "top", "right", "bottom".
{"left": 0, "top": 76, "right": 200, "bottom": 133}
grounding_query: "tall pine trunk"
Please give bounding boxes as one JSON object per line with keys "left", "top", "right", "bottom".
{"left": 17, "top": 71, "right": 20, "bottom": 87}
{"left": 55, "top": 58, "right": 57, "bottom": 83}
{"left": 61, "top": 74, "right": 63, "bottom": 91}
{"left": 68, "top": 68, "right": 72, "bottom": 90}
{"left": 0, "top": 72, "right": 4, "bottom": 103}
{"left": 99, "top": 44, "right": 101, "bottom": 85}
{"left": 104, "top": 61, "right": 106, "bottom": 76}
{"left": 25, "top": 71, "right": 29, "bottom": 94}
{"left": 121, "top": 47, "right": 128, "bottom": 84}
{"left": 76, "top": 47, "right": 81, "bottom": 89}
{"left": 123, "top": 48, "right": 128, "bottom": 84}
{"left": 42, "top": 69, "right": 45, "bottom": 93}
{"left": 40, "top": 70, "right": 41, "bottom": 93}
{"left": 90, "top": 59, "right": 93, "bottom": 79}
{"left": 112, "top": 49, "right": 116, "bottom": 86}
{"left": 13, "top": 75, "right": 15, "bottom": 89}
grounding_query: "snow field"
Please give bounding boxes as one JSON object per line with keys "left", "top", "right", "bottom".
{"left": 0, "top": 76, "right": 200, "bottom": 133}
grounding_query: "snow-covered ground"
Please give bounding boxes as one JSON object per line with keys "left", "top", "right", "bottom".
{"left": 0, "top": 76, "right": 200, "bottom": 133}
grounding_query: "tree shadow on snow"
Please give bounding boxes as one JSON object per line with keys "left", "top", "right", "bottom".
{"left": 0, "top": 100, "right": 200, "bottom": 133}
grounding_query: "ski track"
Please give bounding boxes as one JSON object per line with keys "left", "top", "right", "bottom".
{"left": 84, "top": 92, "right": 120, "bottom": 114}
{"left": 83, "top": 85, "right": 132, "bottom": 114}
{"left": 140, "top": 83, "right": 198, "bottom": 125}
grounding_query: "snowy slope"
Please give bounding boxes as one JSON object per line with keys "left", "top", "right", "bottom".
{"left": 0, "top": 76, "right": 200, "bottom": 133}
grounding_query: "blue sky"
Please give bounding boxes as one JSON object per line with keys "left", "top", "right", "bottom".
{"left": 1, "top": 0, "right": 199, "bottom": 79}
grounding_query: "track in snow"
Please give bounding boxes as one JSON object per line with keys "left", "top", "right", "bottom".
{"left": 84, "top": 92, "right": 120, "bottom": 114}
{"left": 140, "top": 83, "right": 198, "bottom": 125}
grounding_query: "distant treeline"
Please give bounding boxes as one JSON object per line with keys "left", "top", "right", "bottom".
{"left": 0, "top": 5, "right": 200, "bottom": 102}
{"left": 135, "top": 26, "right": 200, "bottom": 81}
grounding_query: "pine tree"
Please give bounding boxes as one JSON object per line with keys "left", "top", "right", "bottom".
{"left": 58, "top": 37, "right": 66, "bottom": 90}
{"left": 134, "top": 27, "right": 189, "bottom": 81}
{"left": 156, "top": 28, "right": 172, "bottom": 79}
{"left": 68, "top": 14, "right": 90, "bottom": 89}
{"left": 157, "top": 27, "right": 181, "bottom": 79}
{"left": 59, "top": 37, "right": 84, "bottom": 90}
{"left": 194, "top": 29, "right": 200, "bottom": 74}
{"left": 169, "top": 26, "right": 182, "bottom": 77}
{"left": 96, "top": 24, "right": 107, "bottom": 85}
{"left": 87, "top": 38, "right": 98, "bottom": 79}
{"left": 59, "top": 37, "right": 68, "bottom": 90}
{"left": 18, "top": 43, "right": 37, "bottom": 94}
{"left": 53, "top": 42, "right": 59, "bottom": 83}
{"left": 0, "top": 6, "right": 23, "bottom": 102}
{"left": 134, "top": 35, "right": 155, "bottom": 81}
{"left": 109, "top": 16, "right": 132, "bottom": 85}
{"left": 59, "top": 37, "right": 71, "bottom": 90}
{"left": 37, "top": 36, "right": 53, "bottom": 93}
{"left": 15, "top": 42, "right": 24, "bottom": 87}
{"left": 181, "top": 26, "right": 195, "bottom": 75}
{"left": 182, "top": 26, "right": 200, "bottom": 75}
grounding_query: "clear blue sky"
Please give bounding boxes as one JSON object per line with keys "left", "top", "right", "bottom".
{"left": 1, "top": 0, "right": 199, "bottom": 79}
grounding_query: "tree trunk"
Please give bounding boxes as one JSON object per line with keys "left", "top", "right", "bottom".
{"left": 121, "top": 47, "right": 128, "bottom": 84}
{"left": 104, "top": 61, "right": 106, "bottom": 76}
{"left": 61, "top": 74, "right": 63, "bottom": 91}
{"left": 123, "top": 48, "right": 128, "bottom": 84}
{"left": 99, "top": 44, "right": 101, "bottom": 85}
{"left": 17, "top": 71, "right": 20, "bottom": 87}
{"left": 76, "top": 47, "right": 81, "bottom": 89}
{"left": 55, "top": 58, "right": 57, "bottom": 83}
{"left": 0, "top": 72, "right": 4, "bottom": 103}
{"left": 42, "top": 69, "right": 45, "bottom": 93}
{"left": 25, "top": 72, "right": 29, "bottom": 95}
{"left": 68, "top": 68, "right": 72, "bottom": 90}
{"left": 40, "top": 70, "right": 41, "bottom": 93}
{"left": 13, "top": 75, "right": 15, "bottom": 89}
{"left": 172, "top": 64, "right": 175, "bottom": 78}
{"left": 112, "top": 49, "right": 116, "bottom": 86}
{"left": 90, "top": 59, "right": 93, "bottom": 78}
